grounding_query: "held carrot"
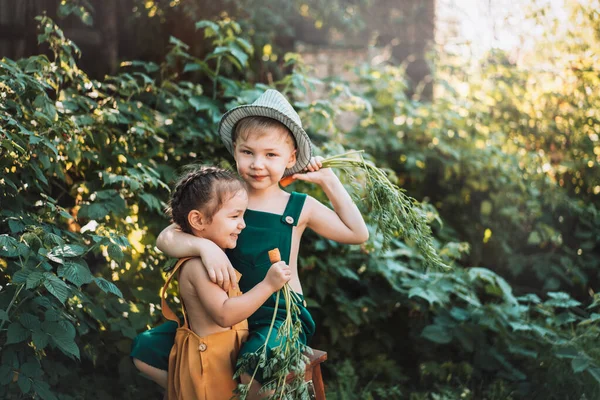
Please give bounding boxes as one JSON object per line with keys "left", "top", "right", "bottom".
{"left": 279, "top": 176, "right": 296, "bottom": 188}
{"left": 268, "top": 248, "right": 281, "bottom": 263}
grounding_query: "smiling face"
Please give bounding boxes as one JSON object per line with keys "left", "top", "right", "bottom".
{"left": 194, "top": 189, "right": 248, "bottom": 249}
{"left": 233, "top": 124, "right": 297, "bottom": 191}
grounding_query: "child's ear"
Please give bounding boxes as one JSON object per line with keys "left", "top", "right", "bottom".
{"left": 187, "top": 210, "right": 205, "bottom": 231}
{"left": 286, "top": 149, "right": 297, "bottom": 169}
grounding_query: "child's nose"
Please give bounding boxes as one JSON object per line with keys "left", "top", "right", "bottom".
{"left": 251, "top": 156, "right": 265, "bottom": 168}
{"left": 239, "top": 220, "right": 246, "bottom": 229}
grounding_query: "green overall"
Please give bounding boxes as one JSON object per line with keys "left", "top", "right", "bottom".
{"left": 130, "top": 192, "right": 316, "bottom": 382}
{"left": 226, "top": 192, "right": 316, "bottom": 381}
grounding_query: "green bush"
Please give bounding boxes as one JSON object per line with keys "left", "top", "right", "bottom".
{"left": 1, "top": 3, "right": 600, "bottom": 399}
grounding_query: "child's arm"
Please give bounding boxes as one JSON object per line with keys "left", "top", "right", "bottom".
{"left": 184, "top": 258, "right": 291, "bottom": 327}
{"left": 293, "top": 157, "right": 369, "bottom": 244}
{"left": 157, "top": 223, "right": 238, "bottom": 290}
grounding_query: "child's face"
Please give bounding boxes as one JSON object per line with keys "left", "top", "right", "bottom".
{"left": 200, "top": 190, "right": 248, "bottom": 249}
{"left": 233, "top": 126, "right": 297, "bottom": 190}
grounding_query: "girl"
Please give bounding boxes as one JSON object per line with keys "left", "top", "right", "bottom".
{"left": 131, "top": 166, "right": 292, "bottom": 399}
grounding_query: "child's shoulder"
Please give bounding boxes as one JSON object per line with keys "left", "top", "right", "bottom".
{"left": 290, "top": 191, "right": 324, "bottom": 226}
{"left": 178, "top": 257, "right": 210, "bottom": 281}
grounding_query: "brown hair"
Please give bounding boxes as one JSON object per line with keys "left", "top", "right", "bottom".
{"left": 233, "top": 116, "right": 297, "bottom": 149}
{"left": 167, "top": 166, "right": 245, "bottom": 233}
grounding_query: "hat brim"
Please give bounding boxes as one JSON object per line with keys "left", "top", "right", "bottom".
{"left": 219, "top": 105, "right": 312, "bottom": 177}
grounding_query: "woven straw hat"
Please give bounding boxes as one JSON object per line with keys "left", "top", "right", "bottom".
{"left": 218, "top": 89, "right": 312, "bottom": 177}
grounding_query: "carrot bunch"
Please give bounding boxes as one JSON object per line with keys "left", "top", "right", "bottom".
{"left": 281, "top": 150, "right": 446, "bottom": 270}
{"left": 235, "top": 249, "right": 309, "bottom": 399}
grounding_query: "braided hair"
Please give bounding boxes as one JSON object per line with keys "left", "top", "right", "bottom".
{"left": 167, "top": 166, "right": 245, "bottom": 233}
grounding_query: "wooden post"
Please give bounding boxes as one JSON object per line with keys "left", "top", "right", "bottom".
{"left": 98, "top": 0, "right": 118, "bottom": 75}
{"left": 366, "top": 0, "right": 436, "bottom": 100}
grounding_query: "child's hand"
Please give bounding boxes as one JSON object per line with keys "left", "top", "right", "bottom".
{"left": 291, "top": 156, "right": 336, "bottom": 186}
{"left": 200, "top": 240, "right": 238, "bottom": 291}
{"left": 264, "top": 261, "right": 292, "bottom": 291}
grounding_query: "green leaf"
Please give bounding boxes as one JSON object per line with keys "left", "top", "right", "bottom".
{"left": 6, "top": 322, "right": 29, "bottom": 344}
{"left": 554, "top": 346, "right": 579, "bottom": 359}
{"left": 168, "top": 36, "right": 189, "bottom": 49}
{"left": 44, "top": 309, "right": 61, "bottom": 322}
{"left": 31, "top": 380, "right": 58, "bottom": 400}
{"left": 44, "top": 250, "right": 64, "bottom": 264}
{"left": 183, "top": 61, "right": 208, "bottom": 73}
{"left": 31, "top": 163, "right": 48, "bottom": 185}
{"left": 20, "top": 361, "right": 42, "bottom": 378}
{"left": 517, "top": 293, "right": 541, "bottom": 303}
{"left": 20, "top": 313, "right": 41, "bottom": 331}
{"left": 107, "top": 243, "right": 124, "bottom": 262}
{"left": 571, "top": 357, "right": 590, "bottom": 373}
{"left": 509, "top": 321, "right": 532, "bottom": 331}
{"left": 527, "top": 231, "right": 541, "bottom": 245}
{"left": 12, "top": 269, "right": 30, "bottom": 283}
{"left": 0, "top": 364, "right": 14, "bottom": 385}
{"left": 126, "top": 60, "right": 159, "bottom": 73}
{"left": 139, "top": 192, "right": 164, "bottom": 213}
{"left": 49, "top": 244, "right": 86, "bottom": 258}
{"left": 421, "top": 324, "right": 452, "bottom": 344}
{"left": 18, "top": 374, "right": 31, "bottom": 394}
{"left": 588, "top": 368, "right": 600, "bottom": 385}
{"left": 112, "top": 235, "right": 130, "bottom": 247}
{"left": 32, "top": 296, "right": 53, "bottom": 310}
{"left": 8, "top": 219, "right": 25, "bottom": 233}
{"left": 227, "top": 44, "right": 249, "bottom": 67}
{"left": 32, "top": 330, "right": 49, "bottom": 350}
{"left": 0, "top": 234, "right": 20, "bottom": 257}
{"left": 545, "top": 292, "right": 581, "bottom": 308}
{"left": 507, "top": 342, "right": 538, "bottom": 358}
{"left": 57, "top": 260, "right": 94, "bottom": 287}
{"left": 235, "top": 37, "right": 253, "bottom": 54}
{"left": 195, "top": 20, "right": 220, "bottom": 34}
{"left": 449, "top": 307, "right": 470, "bottom": 321}
{"left": 43, "top": 273, "right": 70, "bottom": 304}
{"left": 94, "top": 277, "right": 123, "bottom": 298}
{"left": 490, "top": 349, "right": 527, "bottom": 380}
{"left": 26, "top": 271, "right": 45, "bottom": 290}
{"left": 44, "top": 320, "right": 79, "bottom": 359}
{"left": 0, "top": 309, "right": 9, "bottom": 321}
{"left": 555, "top": 312, "right": 577, "bottom": 326}
{"left": 1, "top": 138, "right": 25, "bottom": 154}
{"left": 409, "top": 287, "right": 440, "bottom": 305}
{"left": 59, "top": 209, "right": 73, "bottom": 219}
{"left": 43, "top": 232, "right": 64, "bottom": 247}
{"left": 337, "top": 266, "right": 360, "bottom": 281}
{"left": 188, "top": 96, "right": 219, "bottom": 113}
{"left": 78, "top": 202, "right": 109, "bottom": 219}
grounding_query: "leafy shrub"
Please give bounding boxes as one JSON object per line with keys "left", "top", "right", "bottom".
{"left": 2, "top": 3, "right": 600, "bottom": 399}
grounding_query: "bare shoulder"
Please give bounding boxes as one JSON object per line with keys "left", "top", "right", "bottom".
{"left": 299, "top": 194, "right": 323, "bottom": 225}
{"left": 178, "top": 257, "right": 210, "bottom": 282}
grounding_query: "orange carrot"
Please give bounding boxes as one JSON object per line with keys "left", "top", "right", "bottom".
{"left": 279, "top": 176, "right": 296, "bottom": 187}
{"left": 268, "top": 248, "right": 281, "bottom": 263}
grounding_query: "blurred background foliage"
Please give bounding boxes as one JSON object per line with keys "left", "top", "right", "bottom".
{"left": 1, "top": 0, "right": 600, "bottom": 399}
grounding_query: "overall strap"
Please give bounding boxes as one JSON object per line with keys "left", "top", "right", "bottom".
{"left": 227, "top": 269, "right": 247, "bottom": 331}
{"left": 280, "top": 192, "right": 307, "bottom": 227}
{"left": 226, "top": 270, "right": 243, "bottom": 298}
{"left": 161, "top": 257, "right": 193, "bottom": 328}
